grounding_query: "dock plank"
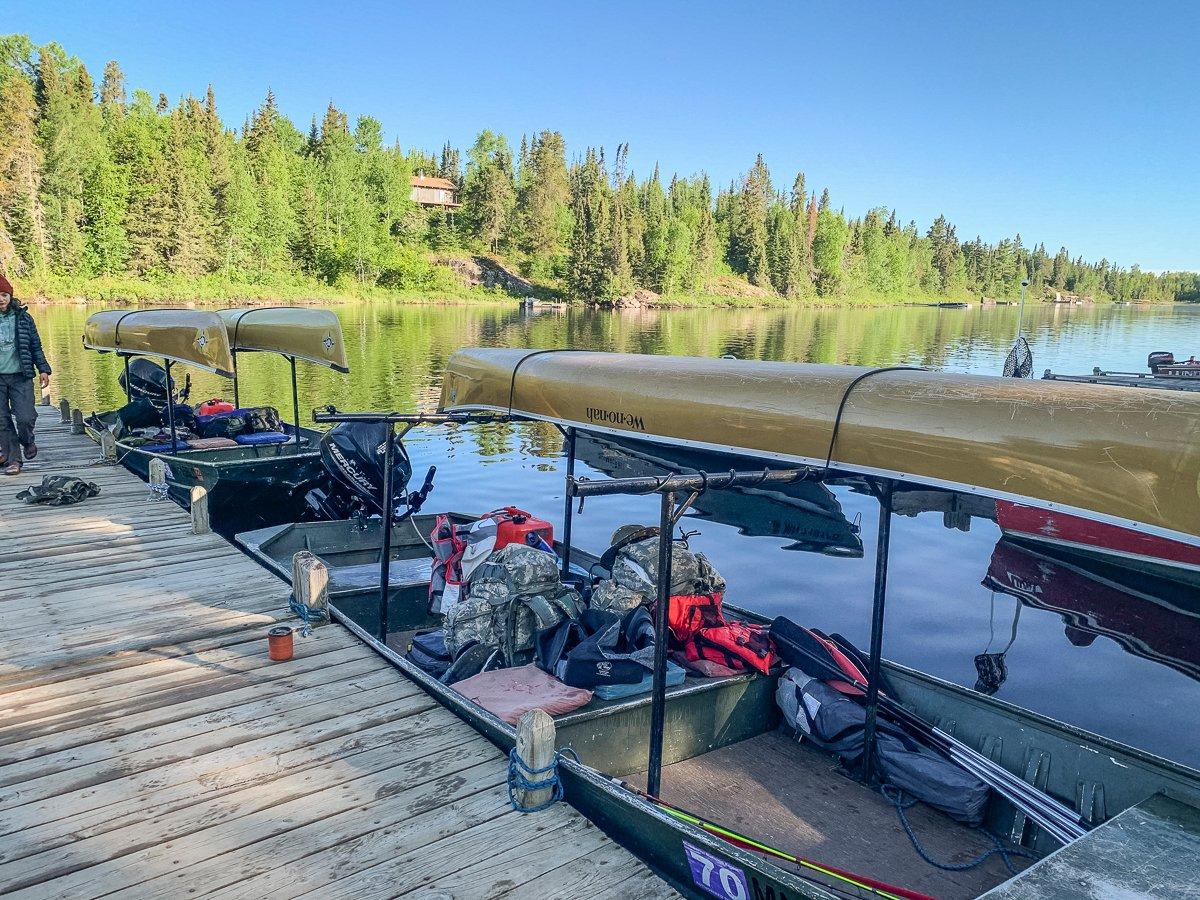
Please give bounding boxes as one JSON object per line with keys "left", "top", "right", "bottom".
{"left": 0, "top": 407, "right": 676, "bottom": 898}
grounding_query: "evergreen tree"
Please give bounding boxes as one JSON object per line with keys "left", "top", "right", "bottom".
{"left": 0, "top": 69, "right": 47, "bottom": 274}
{"left": 728, "top": 154, "right": 771, "bottom": 287}
{"left": 515, "top": 130, "right": 570, "bottom": 276}
{"left": 565, "top": 149, "right": 611, "bottom": 301}
{"left": 461, "top": 129, "right": 514, "bottom": 253}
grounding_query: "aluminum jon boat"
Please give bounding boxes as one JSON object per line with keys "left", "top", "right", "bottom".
{"left": 82, "top": 307, "right": 349, "bottom": 532}
{"left": 440, "top": 347, "right": 1200, "bottom": 578}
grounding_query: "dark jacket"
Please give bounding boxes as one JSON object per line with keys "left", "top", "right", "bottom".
{"left": 3, "top": 301, "right": 51, "bottom": 378}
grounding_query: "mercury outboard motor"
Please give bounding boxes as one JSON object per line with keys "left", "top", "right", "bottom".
{"left": 1148, "top": 351, "right": 1175, "bottom": 373}
{"left": 302, "top": 422, "right": 435, "bottom": 522}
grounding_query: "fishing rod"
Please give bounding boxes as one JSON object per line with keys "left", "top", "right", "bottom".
{"left": 607, "top": 777, "right": 935, "bottom": 900}
{"left": 780, "top": 626, "right": 1088, "bottom": 844}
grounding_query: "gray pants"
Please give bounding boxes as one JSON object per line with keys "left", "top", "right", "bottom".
{"left": 0, "top": 373, "right": 36, "bottom": 461}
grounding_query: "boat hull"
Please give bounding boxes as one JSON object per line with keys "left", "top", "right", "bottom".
{"left": 114, "top": 427, "right": 326, "bottom": 533}
{"left": 995, "top": 500, "right": 1200, "bottom": 586}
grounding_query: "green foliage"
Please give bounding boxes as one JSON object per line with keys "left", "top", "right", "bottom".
{"left": 1, "top": 32, "right": 1196, "bottom": 308}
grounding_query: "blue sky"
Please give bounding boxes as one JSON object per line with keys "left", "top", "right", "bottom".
{"left": 8, "top": 0, "right": 1199, "bottom": 271}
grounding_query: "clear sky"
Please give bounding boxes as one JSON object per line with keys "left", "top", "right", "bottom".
{"left": 7, "top": 0, "right": 1199, "bottom": 271}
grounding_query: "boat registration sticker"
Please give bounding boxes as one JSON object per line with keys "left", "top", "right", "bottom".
{"left": 683, "top": 841, "right": 749, "bottom": 900}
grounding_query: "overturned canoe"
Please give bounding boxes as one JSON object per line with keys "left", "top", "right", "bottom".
{"left": 83, "top": 309, "right": 236, "bottom": 376}
{"left": 218, "top": 307, "right": 349, "bottom": 372}
{"left": 439, "top": 348, "right": 1200, "bottom": 547}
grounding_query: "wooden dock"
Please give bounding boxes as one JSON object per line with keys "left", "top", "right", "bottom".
{"left": 0, "top": 406, "right": 677, "bottom": 899}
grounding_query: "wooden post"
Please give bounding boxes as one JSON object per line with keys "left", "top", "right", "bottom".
{"left": 58, "top": 398, "right": 71, "bottom": 424}
{"left": 70, "top": 408, "right": 84, "bottom": 435}
{"left": 99, "top": 429, "right": 117, "bottom": 461}
{"left": 291, "top": 551, "right": 329, "bottom": 625}
{"left": 190, "top": 485, "right": 211, "bottom": 534}
{"left": 514, "top": 709, "right": 556, "bottom": 811}
{"left": 149, "top": 457, "right": 167, "bottom": 489}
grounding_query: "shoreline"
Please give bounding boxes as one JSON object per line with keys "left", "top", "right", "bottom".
{"left": 18, "top": 280, "right": 1156, "bottom": 312}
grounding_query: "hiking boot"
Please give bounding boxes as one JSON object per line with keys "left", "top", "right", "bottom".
{"left": 22, "top": 441, "right": 37, "bottom": 459}
{"left": 3, "top": 461, "right": 20, "bottom": 476}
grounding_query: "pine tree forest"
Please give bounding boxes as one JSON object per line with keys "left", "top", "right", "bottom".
{"left": 2, "top": 35, "right": 1197, "bottom": 305}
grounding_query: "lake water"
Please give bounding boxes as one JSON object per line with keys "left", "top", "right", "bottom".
{"left": 31, "top": 300, "right": 1200, "bottom": 768}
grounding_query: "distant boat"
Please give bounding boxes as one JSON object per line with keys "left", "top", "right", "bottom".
{"left": 1043, "top": 351, "right": 1200, "bottom": 392}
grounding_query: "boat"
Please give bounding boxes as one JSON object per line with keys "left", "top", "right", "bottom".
{"left": 82, "top": 307, "right": 349, "bottom": 532}
{"left": 233, "top": 382, "right": 1200, "bottom": 897}
{"left": 1043, "top": 351, "right": 1200, "bottom": 392}
{"left": 995, "top": 500, "right": 1200, "bottom": 587}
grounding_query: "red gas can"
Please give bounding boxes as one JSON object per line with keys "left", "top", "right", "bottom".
{"left": 488, "top": 507, "right": 554, "bottom": 551}
{"left": 198, "top": 399, "right": 235, "bottom": 416}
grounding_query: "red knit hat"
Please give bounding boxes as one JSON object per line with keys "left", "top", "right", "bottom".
{"left": 0, "top": 274, "right": 12, "bottom": 296}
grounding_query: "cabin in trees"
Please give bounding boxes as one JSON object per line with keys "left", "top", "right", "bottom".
{"left": 410, "top": 175, "right": 460, "bottom": 209}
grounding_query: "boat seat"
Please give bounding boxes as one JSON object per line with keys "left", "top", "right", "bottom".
{"left": 981, "top": 793, "right": 1200, "bottom": 898}
{"left": 326, "top": 558, "right": 434, "bottom": 593}
{"left": 234, "top": 431, "right": 291, "bottom": 446}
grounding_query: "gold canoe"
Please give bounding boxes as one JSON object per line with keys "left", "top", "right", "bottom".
{"left": 218, "top": 308, "right": 349, "bottom": 372}
{"left": 439, "top": 348, "right": 1200, "bottom": 545}
{"left": 83, "top": 310, "right": 236, "bottom": 377}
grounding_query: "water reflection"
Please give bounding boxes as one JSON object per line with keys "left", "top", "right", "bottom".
{"left": 574, "top": 433, "right": 863, "bottom": 557}
{"left": 984, "top": 539, "right": 1200, "bottom": 684}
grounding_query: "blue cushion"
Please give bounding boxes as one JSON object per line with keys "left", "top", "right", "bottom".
{"left": 593, "top": 661, "right": 686, "bottom": 701}
{"left": 234, "top": 431, "right": 290, "bottom": 446}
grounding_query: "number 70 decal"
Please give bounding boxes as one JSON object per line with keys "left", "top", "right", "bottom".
{"left": 683, "top": 841, "right": 750, "bottom": 900}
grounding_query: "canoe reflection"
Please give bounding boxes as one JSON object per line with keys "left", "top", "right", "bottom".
{"left": 573, "top": 433, "right": 864, "bottom": 557}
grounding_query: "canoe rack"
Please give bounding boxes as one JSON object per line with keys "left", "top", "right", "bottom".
{"left": 309, "top": 407, "right": 898, "bottom": 802}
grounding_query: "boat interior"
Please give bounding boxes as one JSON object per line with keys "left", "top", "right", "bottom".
{"left": 240, "top": 511, "right": 1200, "bottom": 900}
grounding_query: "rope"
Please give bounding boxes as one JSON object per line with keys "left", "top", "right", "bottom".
{"left": 287, "top": 592, "right": 329, "bottom": 637}
{"left": 507, "top": 747, "right": 578, "bottom": 813}
{"left": 882, "top": 785, "right": 1036, "bottom": 876}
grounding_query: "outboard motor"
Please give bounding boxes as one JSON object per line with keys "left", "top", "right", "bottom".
{"left": 119, "top": 358, "right": 191, "bottom": 406}
{"left": 1148, "top": 351, "right": 1175, "bottom": 373}
{"left": 302, "top": 422, "right": 436, "bottom": 522}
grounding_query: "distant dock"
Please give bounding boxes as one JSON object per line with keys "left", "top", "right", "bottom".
{"left": 0, "top": 405, "right": 675, "bottom": 898}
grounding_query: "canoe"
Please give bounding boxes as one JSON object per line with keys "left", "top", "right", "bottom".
{"left": 236, "top": 510, "right": 1200, "bottom": 899}
{"left": 218, "top": 307, "right": 349, "bottom": 372}
{"left": 83, "top": 309, "right": 235, "bottom": 375}
{"left": 439, "top": 348, "right": 1200, "bottom": 549}
{"left": 82, "top": 308, "right": 350, "bottom": 532}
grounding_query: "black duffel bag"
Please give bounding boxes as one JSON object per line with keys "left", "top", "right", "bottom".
{"left": 536, "top": 606, "right": 657, "bottom": 689}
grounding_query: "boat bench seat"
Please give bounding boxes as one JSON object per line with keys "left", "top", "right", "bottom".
{"left": 981, "top": 793, "right": 1200, "bottom": 898}
{"left": 327, "top": 558, "right": 434, "bottom": 594}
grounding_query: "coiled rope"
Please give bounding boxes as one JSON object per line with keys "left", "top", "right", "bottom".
{"left": 882, "top": 785, "right": 1036, "bottom": 875}
{"left": 507, "top": 747, "right": 579, "bottom": 813}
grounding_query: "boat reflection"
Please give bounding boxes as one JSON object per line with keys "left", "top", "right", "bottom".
{"left": 984, "top": 538, "right": 1200, "bottom": 684}
{"left": 574, "top": 433, "right": 864, "bottom": 557}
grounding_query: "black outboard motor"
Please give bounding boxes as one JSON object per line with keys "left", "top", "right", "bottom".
{"left": 119, "top": 358, "right": 191, "bottom": 406}
{"left": 302, "top": 422, "right": 436, "bottom": 522}
{"left": 1148, "top": 351, "right": 1175, "bottom": 373}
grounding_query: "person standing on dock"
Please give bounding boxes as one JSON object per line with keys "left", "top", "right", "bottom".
{"left": 0, "top": 275, "right": 51, "bottom": 475}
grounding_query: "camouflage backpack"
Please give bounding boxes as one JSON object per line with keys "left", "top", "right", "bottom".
{"left": 444, "top": 544, "right": 583, "bottom": 666}
{"left": 591, "top": 534, "right": 726, "bottom": 614}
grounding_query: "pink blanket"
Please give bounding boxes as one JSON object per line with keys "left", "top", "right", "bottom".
{"left": 454, "top": 665, "right": 593, "bottom": 724}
